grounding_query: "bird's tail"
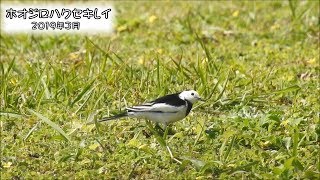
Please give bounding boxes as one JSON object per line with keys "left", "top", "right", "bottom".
{"left": 98, "top": 112, "right": 128, "bottom": 122}
{"left": 86, "top": 112, "right": 128, "bottom": 125}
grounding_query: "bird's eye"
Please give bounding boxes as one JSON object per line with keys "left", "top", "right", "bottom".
{"left": 191, "top": 93, "right": 194, "bottom": 96}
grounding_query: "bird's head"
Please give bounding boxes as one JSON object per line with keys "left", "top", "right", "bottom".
{"left": 179, "top": 90, "right": 203, "bottom": 104}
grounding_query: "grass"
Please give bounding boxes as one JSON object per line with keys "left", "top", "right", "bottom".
{"left": 1, "top": 1, "right": 319, "bottom": 179}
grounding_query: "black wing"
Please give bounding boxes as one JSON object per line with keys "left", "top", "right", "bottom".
{"left": 150, "top": 93, "right": 186, "bottom": 106}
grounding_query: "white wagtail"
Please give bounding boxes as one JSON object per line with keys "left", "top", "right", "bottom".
{"left": 94, "top": 90, "right": 203, "bottom": 127}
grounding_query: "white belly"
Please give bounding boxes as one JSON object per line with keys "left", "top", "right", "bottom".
{"left": 128, "top": 106, "right": 188, "bottom": 125}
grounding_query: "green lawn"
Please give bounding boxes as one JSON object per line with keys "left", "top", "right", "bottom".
{"left": 1, "top": 1, "right": 319, "bottom": 179}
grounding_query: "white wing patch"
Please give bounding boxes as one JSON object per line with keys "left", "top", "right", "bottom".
{"left": 127, "top": 103, "right": 184, "bottom": 113}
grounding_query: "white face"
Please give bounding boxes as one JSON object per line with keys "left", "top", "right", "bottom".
{"left": 179, "top": 90, "right": 202, "bottom": 104}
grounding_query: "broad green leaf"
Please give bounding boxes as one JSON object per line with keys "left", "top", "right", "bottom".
{"left": 284, "top": 157, "right": 294, "bottom": 169}
{"left": 201, "top": 161, "right": 223, "bottom": 173}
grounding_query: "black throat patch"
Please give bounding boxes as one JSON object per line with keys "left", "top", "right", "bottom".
{"left": 185, "top": 100, "right": 193, "bottom": 116}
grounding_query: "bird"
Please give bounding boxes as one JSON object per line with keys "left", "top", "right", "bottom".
{"left": 92, "top": 90, "right": 203, "bottom": 127}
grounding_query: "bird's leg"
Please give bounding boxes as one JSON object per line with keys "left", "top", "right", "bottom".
{"left": 154, "top": 123, "right": 165, "bottom": 136}
{"left": 163, "top": 123, "right": 176, "bottom": 135}
{"left": 168, "top": 127, "right": 176, "bottom": 135}
{"left": 163, "top": 123, "right": 167, "bottom": 130}
{"left": 155, "top": 123, "right": 165, "bottom": 132}
{"left": 154, "top": 123, "right": 175, "bottom": 135}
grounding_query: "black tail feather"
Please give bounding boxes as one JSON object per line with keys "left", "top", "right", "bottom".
{"left": 98, "top": 112, "right": 128, "bottom": 122}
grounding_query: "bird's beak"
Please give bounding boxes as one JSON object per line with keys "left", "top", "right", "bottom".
{"left": 198, "top": 97, "right": 205, "bottom": 101}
